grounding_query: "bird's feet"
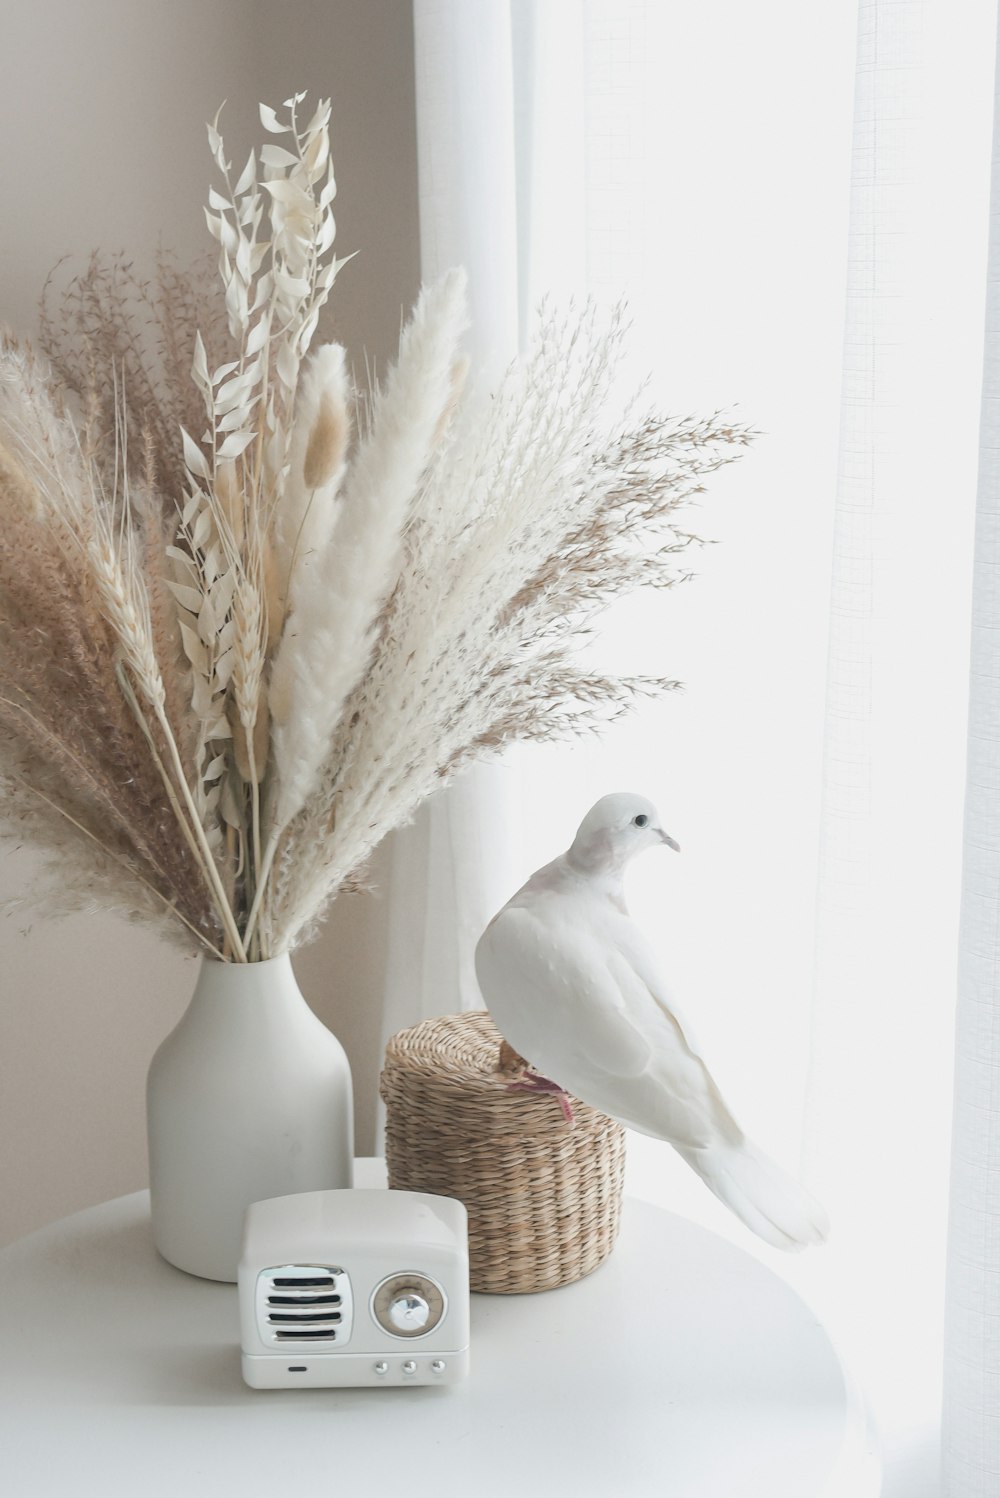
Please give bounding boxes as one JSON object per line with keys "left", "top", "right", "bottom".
{"left": 504, "top": 1071, "right": 576, "bottom": 1126}
{"left": 496, "top": 1038, "right": 575, "bottom": 1124}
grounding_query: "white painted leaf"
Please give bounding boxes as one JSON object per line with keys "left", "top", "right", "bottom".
{"left": 214, "top": 650, "right": 235, "bottom": 689}
{"left": 224, "top": 275, "right": 247, "bottom": 332}
{"left": 166, "top": 544, "right": 198, "bottom": 581}
{"left": 303, "top": 97, "right": 331, "bottom": 135}
{"left": 218, "top": 429, "right": 257, "bottom": 460}
{"left": 316, "top": 214, "right": 336, "bottom": 256}
{"left": 234, "top": 150, "right": 256, "bottom": 195}
{"left": 297, "top": 310, "right": 319, "bottom": 356}
{"left": 251, "top": 270, "right": 273, "bottom": 313}
{"left": 243, "top": 355, "right": 263, "bottom": 384}
{"left": 166, "top": 580, "right": 204, "bottom": 613}
{"left": 202, "top": 543, "right": 221, "bottom": 586}
{"left": 204, "top": 753, "right": 227, "bottom": 782}
{"left": 316, "top": 258, "right": 341, "bottom": 295}
{"left": 181, "top": 427, "right": 209, "bottom": 479}
{"left": 192, "top": 677, "right": 214, "bottom": 717}
{"left": 180, "top": 492, "right": 202, "bottom": 527}
{"left": 259, "top": 103, "right": 289, "bottom": 133}
{"left": 191, "top": 330, "right": 211, "bottom": 391}
{"left": 260, "top": 144, "right": 300, "bottom": 169}
{"left": 273, "top": 266, "right": 310, "bottom": 299}
{"left": 220, "top": 775, "right": 242, "bottom": 829}
{"left": 203, "top": 208, "right": 223, "bottom": 243}
{"left": 210, "top": 569, "right": 238, "bottom": 617}
{"left": 215, "top": 364, "right": 258, "bottom": 407}
{"left": 275, "top": 340, "right": 299, "bottom": 390}
{"left": 192, "top": 508, "right": 213, "bottom": 551}
{"left": 198, "top": 591, "right": 219, "bottom": 643}
{"left": 217, "top": 214, "right": 238, "bottom": 256}
{"left": 260, "top": 178, "right": 313, "bottom": 211}
{"left": 201, "top": 777, "right": 224, "bottom": 823}
{"left": 208, "top": 186, "right": 231, "bottom": 212}
{"left": 218, "top": 620, "right": 237, "bottom": 652}
{"left": 199, "top": 578, "right": 224, "bottom": 638}
{"left": 217, "top": 400, "right": 259, "bottom": 433}
{"left": 245, "top": 317, "right": 270, "bottom": 356}
{"left": 180, "top": 621, "right": 209, "bottom": 675}
{"left": 303, "top": 130, "right": 328, "bottom": 178}
{"left": 235, "top": 234, "right": 252, "bottom": 282}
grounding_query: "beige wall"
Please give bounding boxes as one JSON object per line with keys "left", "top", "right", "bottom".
{"left": 0, "top": 0, "right": 421, "bottom": 1245}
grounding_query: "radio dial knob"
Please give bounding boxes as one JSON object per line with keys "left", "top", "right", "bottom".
{"left": 372, "top": 1273, "right": 446, "bottom": 1337}
{"left": 388, "top": 1291, "right": 431, "bottom": 1332}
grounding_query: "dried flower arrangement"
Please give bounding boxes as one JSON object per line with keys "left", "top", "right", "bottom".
{"left": 0, "top": 94, "right": 750, "bottom": 963}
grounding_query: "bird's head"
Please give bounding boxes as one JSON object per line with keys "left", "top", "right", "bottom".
{"left": 567, "top": 792, "right": 680, "bottom": 875}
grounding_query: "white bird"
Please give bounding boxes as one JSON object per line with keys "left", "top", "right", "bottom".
{"left": 474, "top": 792, "right": 829, "bottom": 1252}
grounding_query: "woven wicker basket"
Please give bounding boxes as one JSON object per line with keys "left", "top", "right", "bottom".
{"left": 380, "top": 1011, "right": 625, "bottom": 1294}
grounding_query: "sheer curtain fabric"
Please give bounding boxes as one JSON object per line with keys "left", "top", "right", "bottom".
{"left": 404, "top": 5, "right": 998, "bottom": 1495}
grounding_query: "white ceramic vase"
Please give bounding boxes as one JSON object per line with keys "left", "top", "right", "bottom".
{"left": 147, "top": 953, "right": 354, "bottom": 1282}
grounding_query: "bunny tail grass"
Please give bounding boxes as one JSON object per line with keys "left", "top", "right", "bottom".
{"left": 679, "top": 1140, "right": 830, "bottom": 1252}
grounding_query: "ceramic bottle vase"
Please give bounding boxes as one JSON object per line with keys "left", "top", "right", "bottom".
{"left": 147, "top": 953, "right": 354, "bottom": 1282}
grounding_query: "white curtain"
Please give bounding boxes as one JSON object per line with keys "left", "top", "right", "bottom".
{"left": 379, "top": 0, "right": 521, "bottom": 1068}
{"left": 943, "top": 17, "right": 1000, "bottom": 1495}
{"left": 403, "top": 4, "right": 998, "bottom": 1493}
{"left": 792, "top": 5, "right": 992, "bottom": 1495}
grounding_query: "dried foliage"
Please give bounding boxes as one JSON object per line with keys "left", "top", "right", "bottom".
{"left": 39, "top": 249, "right": 231, "bottom": 504}
{"left": 0, "top": 94, "right": 751, "bottom": 961}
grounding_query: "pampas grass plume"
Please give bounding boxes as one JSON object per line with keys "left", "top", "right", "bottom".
{"left": 267, "top": 269, "right": 469, "bottom": 837}
{"left": 303, "top": 388, "right": 348, "bottom": 490}
{"left": 274, "top": 343, "right": 352, "bottom": 591}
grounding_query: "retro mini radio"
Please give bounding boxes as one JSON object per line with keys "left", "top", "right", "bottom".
{"left": 238, "top": 1189, "right": 470, "bottom": 1388}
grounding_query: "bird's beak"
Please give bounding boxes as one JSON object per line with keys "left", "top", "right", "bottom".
{"left": 658, "top": 829, "right": 681, "bottom": 852}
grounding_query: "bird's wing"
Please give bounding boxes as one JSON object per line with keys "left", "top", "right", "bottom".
{"left": 605, "top": 918, "right": 707, "bottom": 1057}
{"left": 477, "top": 899, "right": 740, "bottom": 1150}
{"left": 598, "top": 940, "right": 743, "bottom": 1147}
{"left": 475, "top": 902, "right": 653, "bottom": 1081}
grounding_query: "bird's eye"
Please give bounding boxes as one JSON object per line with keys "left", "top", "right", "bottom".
{"left": 633, "top": 814, "right": 649, "bottom": 828}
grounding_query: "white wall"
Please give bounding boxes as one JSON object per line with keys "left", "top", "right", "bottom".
{"left": 0, "top": 0, "right": 420, "bottom": 1245}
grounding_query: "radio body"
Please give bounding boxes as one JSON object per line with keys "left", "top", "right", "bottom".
{"left": 239, "top": 1189, "right": 470, "bottom": 1388}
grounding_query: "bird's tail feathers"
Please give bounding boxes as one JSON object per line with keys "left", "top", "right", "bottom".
{"left": 681, "top": 1139, "right": 829, "bottom": 1252}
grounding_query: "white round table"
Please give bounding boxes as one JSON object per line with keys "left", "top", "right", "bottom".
{"left": 0, "top": 1162, "right": 879, "bottom": 1497}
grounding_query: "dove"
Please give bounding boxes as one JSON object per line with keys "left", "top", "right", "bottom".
{"left": 474, "top": 792, "right": 828, "bottom": 1252}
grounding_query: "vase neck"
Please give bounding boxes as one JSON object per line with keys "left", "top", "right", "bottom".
{"left": 188, "top": 952, "right": 305, "bottom": 1016}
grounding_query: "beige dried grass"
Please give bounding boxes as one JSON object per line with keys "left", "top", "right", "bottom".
{"left": 1, "top": 93, "right": 751, "bottom": 963}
